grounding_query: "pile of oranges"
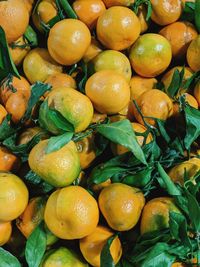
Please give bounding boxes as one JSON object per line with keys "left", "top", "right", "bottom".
{"left": 0, "top": 0, "right": 200, "bottom": 266}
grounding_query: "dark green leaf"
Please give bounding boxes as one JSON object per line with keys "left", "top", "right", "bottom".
{"left": 58, "top": 0, "right": 78, "bottom": 18}
{"left": 185, "top": 189, "right": 200, "bottom": 231}
{"left": 0, "top": 114, "right": 16, "bottom": 141}
{"left": 181, "top": 1, "right": 195, "bottom": 22}
{"left": 166, "top": 69, "right": 182, "bottom": 98}
{"left": 97, "top": 120, "right": 147, "bottom": 165}
{"left": 157, "top": 163, "right": 181, "bottom": 195}
{"left": 24, "top": 25, "right": 38, "bottom": 47}
{"left": 0, "top": 27, "right": 20, "bottom": 80}
{"left": 77, "top": 60, "right": 88, "bottom": 93}
{"left": 146, "top": 1, "right": 152, "bottom": 20}
{"left": 195, "top": 0, "right": 200, "bottom": 32}
{"left": 100, "top": 235, "right": 116, "bottom": 267}
{"left": 155, "top": 120, "right": 171, "bottom": 143}
{"left": 25, "top": 223, "right": 46, "bottom": 267}
{"left": 122, "top": 167, "right": 153, "bottom": 187}
{"left": 45, "top": 132, "right": 73, "bottom": 154}
{"left": 0, "top": 248, "right": 21, "bottom": 267}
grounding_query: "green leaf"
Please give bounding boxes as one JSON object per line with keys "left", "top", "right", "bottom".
{"left": 0, "top": 248, "right": 21, "bottom": 267}
{"left": 181, "top": 1, "right": 195, "bottom": 22}
{"left": 155, "top": 120, "right": 171, "bottom": 143}
{"left": 58, "top": 0, "right": 78, "bottom": 18}
{"left": 45, "top": 132, "right": 73, "bottom": 154}
{"left": 157, "top": 163, "right": 181, "bottom": 196}
{"left": 100, "top": 235, "right": 116, "bottom": 267}
{"left": 24, "top": 25, "right": 38, "bottom": 47}
{"left": 25, "top": 223, "right": 46, "bottom": 267}
{"left": 122, "top": 167, "right": 153, "bottom": 187}
{"left": 166, "top": 69, "right": 182, "bottom": 98}
{"left": 0, "top": 26, "right": 20, "bottom": 80}
{"left": 146, "top": 1, "right": 152, "bottom": 20}
{"left": 195, "top": 0, "right": 200, "bottom": 32}
{"left": 97, "top": 120, "right": 147, "bottom": 165}
{"left": 0, "top": 114, "right": 16, "bottom": 141}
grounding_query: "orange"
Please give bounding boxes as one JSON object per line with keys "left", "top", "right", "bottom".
{"left": 83, "top": 37, "right": 102, "bottom": 63}
{"left": 39, "top": 87, "right": 94, "bottom": 133}
{"left": 91, "top": 112, "right": 107, "bottom": 124}
{"left": 194, "top": 80, "right": 200, "bottom": 107}
{"left": 29, "top": 139, "right": 81, "bottom": 187}
{"left": 40, "top": 247, "right": 88, "bottom": 267}
{"left": 187, "top": 35, "right": 200, "bottom": 72}
{"left": 129, "top": 33, "right": 172, "bottom": 77}
{"left": 85, "top": 70, "right": 130, "bottom": 114}
{"left": 111, "top": 122, "right": 153, "bottom": 155}
{"left": 44, "top": 186, "right": 99, "bottom": 239}
{"left": 17, "top": 126, "right": 49, "bottom": 145}
{"left": 161, "top": 66, "right": 193, "bottom": 95}
{"left": 96, "top": 6, "right": 141, "bottom": 51}
{"left": 23, "top": 0, "right": 35, "bottom": 14}
{"left": 0, "top": 146, "right": 20, "bottom": 172}
{"left": 76, "top": 134, "right": 96, "bottom": 170}
{"left": 0, "top": 0, "right": 29, "bottom": 43}
{"left": 92, "top": 50, "right": 132, "bottom": 82}
{"left": 32, "top": 0, "right": 57, "bottom": 32}
{"left": 103, "top": 0, "right": 134, "bottom": 7}
{"left": 9, "top": 36, "right": 30, "bottom": 66}
{"left": 98, "top": 183, "right": 145, "bottom": 231}
{"left": 73, "top": 0, "right": 106, "bottom": 29}
{"left": 171, "top": 263, "right": 186, "bottom": 267}
{"left": 45, "top": 73, "right": 76, "bottom": 91}
{"left": 159, "top": 21, "right": 198, "bottom": 58}
{"left": 150, "top": 0, "right": 182, "bottom": 26}
{"left": 132, "top": 89, "right": 173, "bottom": 126}
{"left": 140, "top": 197, "right": 181, "bottom": 234}
{"left": 0, "top": 221, "right": 12, "bottom": 246}
{"left": 23, "top": 48, "right": 63, "bottom": 84}
{"left": 138, "top": 5, "right": 149, "bottom": 33}
{"left": 80, "top": 225, "right": 122, "bottom": 267}
{"left": 173, "top": 93, "right": 198, "bottom": 117}
{"left": 0, "top": 104, "right": 7, "bottom": 124}
{"left": 130, "top": 76, "right": 157, "bottom": 100}
{"left": 47, "top": 19, "right": 91, "bottom": 65}
{"left": 0, "top": 75, "right": 30, "bottom": 105}
{"left": 92, "top": 179, "right": 112, "bottom": 193}
{"left": 0, "top": 172, "right": 28, "bottom": 222}
{"left": 5, "top": 91, "right": 27, "bottom": 124}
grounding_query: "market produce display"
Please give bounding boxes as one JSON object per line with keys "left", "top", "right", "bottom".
{"left": 0, "top": 0, "right": 200, "bottom": 266}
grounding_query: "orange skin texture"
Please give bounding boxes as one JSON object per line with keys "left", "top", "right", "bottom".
{"left": 83, "top": 37, "right": 102, "bottom": 63}
{"left": 45, "top": 73, "right": 77, "bottom": 92}
{"left": 140, "top": 197, "right": 181, "bottom": 234}
{"left": 129, "top": 33, "right": 172, "bottom": 78}
{"left": 0, "top": 104, "right": 7, "bottom": 124}
{"left": 73, "top": 0, "right": 106, "bottom": 29}
{"left": 0, "top": 172, "right": 29, "bottom": 222}
{"left": 0, "top": 0, "right": 29, "bottom": 43}
{"left": 138, "top": 5, "right": 149, "bottom": 33}
{"left": 44, "top": 186, "right": 99, "bottom": 239}
{"left": 194, "top": 80, "right": 200, "bottom": 107}
{"left": 0, "top": 146, "right": 20, "bottom": 172}
{"left": 98, "top": 183, "right": 145, "bottom": 231}
{"left": 85, "top": 70, "right": 130, "bottom": 114}
{"left": 0, "top": 221, "right": 12, "bottom": 246}
{"left": 187, "top": 35, "right": 200, "bottom": 72}
{"left": 150, "top": 0, "right": 182, "bottom": 26}
{"left": 80, "top": 226, "right": 122, "bottom": 267}
{"left": 159, "top": 21, "right": 198, "bottom": 58}
{"left": 22, "top": 0, "right": 35, "bottom": 14}
{"left": 48, "top": 19, "right": 91, "bottom": 66}
{"left": 130, "top": 76, "right": 157, "bottom": 100}
{"left": 9, "top": 36, "right": 30, "bottom": 66}
{"left": 97, "top": 6, "right": 141, "bottom": 51}
{"left": 103, "top": 0, "right": 134, "bottom": 7}
{"left": 5, "top": 91, "right": 27, "bottom": 124}
{"left": 0, "top": 75, "right": 30, "bottom": 105}
{"left": 133, "top": 89, "right": 173, "bottom": 126}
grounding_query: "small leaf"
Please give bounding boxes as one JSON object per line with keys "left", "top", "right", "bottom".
{"left": 195, "top": 0, "right": 200, "bottom": 32}
{"left": 166, "top": 69, "right": 181, "bottom": 98}
{"left": 0, "top": 114, "right": 16, "bottom": 141}
{"left": 100, "top": 235, "right": 116, "bottom": 267}
{"left": 122, "top": 167, "right": 153, "bottom": 187}
{"left": 24, "top": 25, "right": 38, "bottom": 47}
{"left": 45, "top": 132, "right": 73, "bottom": 154}
{"left": 97, "top": 120, "right": 147, "bottom": 165}
{"left": 25, "top": 223, "right": 46, "bottom": 267}
{"left": 0, "top": 248, "right": 21, "bottom": 267}
{"left": 58, "top": 0, "right": 78, "bottom": 18}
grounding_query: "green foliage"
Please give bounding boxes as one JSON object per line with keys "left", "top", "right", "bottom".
{"left": 100, "top": 235, "right": 116, "bottom": 267}
{"left": 0, "top": 248, "right": 21, "bottom": 267}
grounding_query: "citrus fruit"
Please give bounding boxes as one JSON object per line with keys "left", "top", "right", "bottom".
{"left": 85, "top": 70, "right": 130, "bottom": 114}
{"left": 159, "top": 21, "right": 198, "bottom": 58}
{"left": 0, "top": 221, "right": 12, "bottom": 246}
{"left": 0, "top": 0, "right": 29, "bottom": 43}
{"left": 17, "top": 127, "right": 49, "bottom": 145}
{"left": 40, "top": 247, "right": 88, "bottom": 267}
{"left": 140, "top": 197, "right": 181, "bottom": 234}
{"left": 0, "top": 104, "right": 7, "bottom": 124}
{"left": 138, "top": 5, "right": 149, "bottom": 33}
{"left": 0, "top": 146, "right": 20, "bottom": 172}
{"left": 92, "top": 50, "right": 132, "bottom": 82}
{"left": 47, "top": 19, "right": 91, "bottom": 65}
{"left": 194, "top": 80, "right": 200, "bottom": 107}
{"left": 129, "top": 33, "right": 172, "bottom": 77}
{"left": 96, "top": 6, "right": 141, "bottom": 50}
{"left": 102, "top": 0, "right": 134, "bottom": 7}
{"left": 150, "top": 0, "right": 182, "bottom": 26}
{"left": 0, "top": 172, "right": 28, "bottom": 221}
{"left": 39, "top": 87, "right": 94, "bottom": 134}
{"left": 23, "top": 0, "right": 35, "bottom": 14}
{"left": 80, "top": 225, "right": 122, "bottom": 267}
{"left": 132, "top": 89, "right": 173, "bottom": 126}
{"left": 83, "top": 37, "right": 102, "bottom": 63}
{"left": 73, "top": 0, "right": 106, "bottom": 29}
{"left": 29, "top": 139, "right": 81, "bottom": 187}
{"left": 45, "top": 73, "right": 76, "bottom": 91}
{"left": 130, "top": 76, "right": 157, "bottom": 100}
{"left": 44, "top": 186, "right": 99, "bottom": 239}
{"left": 171, "top": 263, "right": 186, "bottom": 267}
{"left": 9, "top": 36, "right": 30, "bottom": 66}
{"left": 187, "top": 35, "right": 200, "bottom": 72}
{"left": 23, "top": 48, "right": 63, "bottom": 84}
{"left": 98, "top": 183, "right": 145, "bottom": 231}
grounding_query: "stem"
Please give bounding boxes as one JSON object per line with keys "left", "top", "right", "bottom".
{"left": 59, "top": 0, "right": 77, "bottom": 19}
